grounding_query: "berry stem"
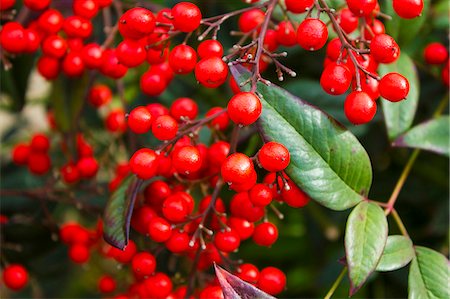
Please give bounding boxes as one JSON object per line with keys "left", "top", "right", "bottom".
{"left": 324, "top": 266, "right": 347, "bottom": 299}
{"left": 390, "top": 209, "right": 410, "bottom": 238}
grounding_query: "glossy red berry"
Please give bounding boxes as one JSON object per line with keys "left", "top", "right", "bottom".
{"left": 37, "top": 56, "right": 60, "bottom": 80}
{"left": 230, "top": 192, "right": 264, "bottom": 222}
{"left": 128, "top": 106, "right": 153, "bottom": 134}
{"left": 214, "top": 229, "right": 241, "bottom": 252}
{"left": 199, "top": 286, "right": 224, "bottom": 299}
{"left": 253, "top": 222, "right": 278, "bottom": 247}
{"left": 61, "top": 163, "right": 80, "bottom": 184}
{"left": 100, "top": 49, "right": 128, "bottom": 79}
{"left": 73, "top": 0, "right": 98, "bottom": 19}
{"left": 119, "top": 7, "right": 155, "bottom": 40}
{"left": 152, "top": 115, "right": 178, "bottom": 140}
{"left": 37, "top": 9, "right": 64, "bottom": 34}
{"left": 363, "top": 19, "right": 385, "bottom": 40}
{"left": 320, "top": 62, "right": 352, "bottom": 95}
{"left": 227, "top": 92, "right": 262, "bottom": 126}
{"left": 98, "top": 275, "right": 116, "bottom": 293}
{"left": 12, "top": 143, "right": 30, "bottom": 165}
{"left": 249, "top": 184, "right": 273, "bottom": 207}
{"left": 77, "top": 156, "right": 99, "bottom": 178}
{"left": 131, "top": 252, "right": 156, "bottom": 278}
{"left": 172, "top": 145, "right": 202, "bottom": 174}
{"left": 0, "top": 22, "right": 26, "bottom": 53}
{"left": 2, "top": 264, "right": 28, "bottom": 291}
{"left": 257, "top": 267, "right": 286, "bottom": 295}
{"left": 281, "top": 180, "right": 310, "bottom": 208}
{"left": 62, "top": 52, "right": 85, "bottom": 77}
{"left": 344, "top": 91, "right": 377, "bottom": 125}
{"left": 105, "top": 109, "right": 127, "bottom": 133}
{"left": 169, "top": 44, "right": 197, "bottom": 74}
{"left": 197, "top": 40, "right": 224, "bottom": 58}
{"left": 88, "top": 84, "right": 111, "bottom": 107}
{"left": 337, "top": 8, "right": 358, "bottom": 34}
{"left": 0, "top": 0, "right": 15, "bottom": 10}
{"left": 144, "top": 273, "right": 173, "bottom": 298}
{"left": 148, "top": 217, "right": 172, "bottom": 242}
{"left": 195, "top": 56, "right": 229, "bottom": 88}
{"left": 162, "top": 195, "right": 189, "bottom": 223}
{"left": 346, "top": 0, "right": 377, "bottom": 17}
{"left": 69, "top": 244, "right": 90, "bottom": 264}
{"left": 171, "top": 2, "right": 202, "bottom": 33}
{"left": 110, "top": 240, "right": 137, "bottom": 263}
{"left": 379, "top": 72, "right": 409, "bottom": 102}
{"left": 116, "top": 39, "right": 146, "bottom": 67}
{"left": 206, "top": 107, "right": 229, "bottom": 130}
{"left": 30, "top": 133, "right": 50, "bottom": 152}
{"left": 263, "top": 29, "right": 279, "bottom": 52}
{"left": 146, "top": 47, "right": 169, "bottom": 65}
{"left": 370, "top": 34, "right": 400, "bottom": 64}
{"left": 144, "top": 180, "right": 171, "bottom": 206}
{"left": 165, "top": 230, "right": 190, "bottom": 253}
{"left": 63, "top": 16, "right": 93, "bottom": 39}
{"left": 276, "top": 21, "right": 297, "bottom": 47}
{"left": 170, "top": 97, "right": 198, "bottom": 122}
{"left": 221, "top": 153, "right": 255, "bottom": 184}
{"left": 423, "top": 43, "right": 448, "bottom": 65}
{"left": 140, "top": 68, "right": 168, "bottom": 96}
{"left": 42, "top": 35, "right": 67, "bottom": 58}
{"left": 23, "top": 29, "right": 40, "bottom": 53}
{"left": 228, "top": 217, "right": 254, "bottom": 240}
{"left": 236, "top": 263, "right": 259, "bottom": 284}
{"left": 238, "top": 9, "right": 265, "bottom": 33}
{"left": 258, "top": 141, "right": 290, "bottom": 172}
{"left": 393, "top": 0, "right": 423, "bottom": 19}
{"left": 297, "top": 18, "right": 328, "bottom": 51}
{"left": 130, "top": 148, "right": 159, "bottom": 179}
{"left": 207, "top": 141, "right": 230, "bottom": 170}
{"left": 285, "top": 0, "right": 314, "bottom": 13}
{"left": 28, "top": 152, "right": 51, "bottom": 175}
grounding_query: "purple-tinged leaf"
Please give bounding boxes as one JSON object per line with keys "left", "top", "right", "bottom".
{"left": 103, "top": 175, "right": 143, "bottom": 250}
{"left": 214, "top": 264, "right": 276, "bottom": 299}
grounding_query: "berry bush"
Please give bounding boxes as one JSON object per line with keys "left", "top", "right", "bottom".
{"left": 0, "top": 0, "right": 448, "bottom": 298}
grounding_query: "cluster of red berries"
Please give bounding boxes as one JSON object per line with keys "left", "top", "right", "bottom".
{"left": 423, "top": 42, "right": 449, "bottom": 86}
{"left": 11, "top": 133, "right": 51, "bottom": 175}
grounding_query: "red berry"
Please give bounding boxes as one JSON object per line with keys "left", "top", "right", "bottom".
{"left": 171, "top": 2, "right": 202, "bottom": 33}
{"left": 227, "top": 92, "right": 262, "bottom": 126}
{"left": 131, "top": 252, "right": 156, "bottom": 278}
{"left": 236, "top": 263, "right": 259, "bottom": 284}
{"left": 105, "top": 109, "right": 127, "bottom": 133}
{"left": 116, "top": 39, "right": 146, "bottom": 67}
{"left": 264, "top": 29, "right": 279, "bottom": 52}
{"left": 258, "top": 141, "right": 290, "bottom": 172}
{"left": 131, "top": 205, "right": 157, "bottom": 235}
{"left": 165, "top": 230, "right": 190, "bottom": 253}
{"left": 363, "top": 19, "right": 385, "bottom": 40}
{"left": 146, "top": 47, "right": 169, "bottom": 65}
{"left": 130, "top": 148, "right": 159, "bottom": 180}
{"left": 0, "top": 0, "right": 15, "bottom": 11}
{"left": 144, "top": 273, "right": 173, "bottom": 299}
{"left": 276, "top": 21, "right": 297, "bottom": 47}
{"left": 370, "top": 34, "right": 400, "bottom": 64}
{"left": 238, "top": 9, "right": 265, "bottom": 33}
{"left": 0, "top": 22, "right": 26, "bottom": 53}
{"left": 228, "top": 217, "right": 254, "bottom": 240}
{"left": 257, "top": 267, "right": 286, "bottom": 295}
{"left": 197, "top": 40, "right": 224, "bottom": 58}
{"left": 144, "top": 180, "right": 172, "bottom": 207}
{"left": 424, "top": 42, "right": 448, "bottom": 65}
{"left": 23, "top": 29, "right": 40, "bottom": 53}
{"left": 230, "top": 192, "right": 264, "bottom": 222}
{"left": 337, "top": 8, "right": 358, "bottom": 34}
{"left": 148, "top": 217, "right": 172, "bottom": 242}
{"left": 119, "top": 7, "right": 155, "bottom": 40}
{"left": 170, "top": 97, "right": 198, "bottom": 122}
{"left": 320, "top": 62, "right": 352, "bottom": 95}
{"left": 2, "top": 264, "right": 28, "bottom": 291}
{"left": 62, "top": 52, "right": 85, "bottom": 77}
{"left": 30, "top": 133, "right": 50, "bottom": 152}
{"left": 253, "top": 222, "right": 278, "bottom": 247}
{"left": 297, "top": 18, "right": 328, "bottom": 51}
{"left": 344, "top": 91, "right": 377, "bottom": 125}
{"left": 162, "top": 195, "right": 189, "bottom": 223}
{"left": 195, "top": 56, "right": 229, "bottom": 88}
{"left": 42, "top": 35, "right": 67, "bottom": 58}
{"left": 73, "top": 0, "right": 98, "bottom": 19}
{"left": 249, "top": 184, "right": 273, "bottom": 207}
{"left": 281, "top": 179, "right": 310, "bottom": 208}
{"left": 81, "top": 43, "right": 103, "bottom": 69}
{"left": 140, "top": 68, "right": 168, "bottom": 96}
{"left": 63, "top": 16, "right": 93, "bottom": 39}
{"left": 207, "top": 141, "right": 230, "bottom": 170}
{"left": 357, "top": 75, "right": 380, "bottom": 100}
{"left": 206, "top": 107, "right": 229, "bottom": 130}
{"left": 172, "top": 145, "right": 202, "bottom": 174}
{"left": 379, "top": 72, "right": 409, "bottom": 102}
{"left": 61, "top": 163, "right": 80, "bottom": 184}
{"left": 12, "top": 143, "right": 30, "bottom": 165}
{"left": 221, "top": 153, "right": 255, "bottom": 185}
{"left": 169, "top": 44, "right": 197, "bottom": 74}
{"left": 98, "top": 275, "right": 116, "bottom": 293}
{"left": 346, "top": 0, "right": 377, "bottom": 17}
{"left": 28, "top": 152, "right": 51, "bottom": 175}
{"left": 38, "top": 9, "right": 64, "bottom": 34}
{"left": 214, "top": 229, "right": 241, "bottom": 252}
{"left": 285, "top": 0, "right": 314, "bottom": 13}
{"left": 128, "top": 106, "right": 153, "bottom": 134}
{"left": 152, "top": 115, "right": 178, "bottom": 140}
{"left": 69, "top": 244, "right": 90, "bottom": 264}
{"left": 37, "top": 56, "right": 60, "bottom": 80}
{"left": 200, "top": 286, "right": 224, "bottom": 299}
{"left": 111, "top": 240, "right": 137, "bottom": 263}
{"left": 77, "top": 156, "right": 99, "bottom": 178}
{"left": 88, "top": 84, "right": 111, "bottom": 107}
{"left": 393, "top": 0, "right": 423, "bottom": 19}
{"left": 100, "top": 49, "right": 128, "bottom": 79}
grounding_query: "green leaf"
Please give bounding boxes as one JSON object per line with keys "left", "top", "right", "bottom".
{"left": 379, "top": 53, "right": 419, "bottom": 141}
{"left": 230, "top": 65, "right": 372, "bottom": 211}
{"left": 376, "top": 235, "right": 414, "bottom": 272}
{"left": 393, "top": 116, "right": 450, "bottom": 157}
{"left": 408, "top": 246, "right": 449, "bottom": 299}
{"left": 103, "top": 176, "right": 142, "bottom": 250}
{"left": 345, "top": 201, "right": 388, "bottom": 295}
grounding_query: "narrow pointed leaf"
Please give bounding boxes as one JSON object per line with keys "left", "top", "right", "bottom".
{"left": 393, "top": 116, "right": 450, "bottom": 157}
{"left": 376, "top": 235, "right": 414, "bottom": 272}
{"left": 379, "top": 53, "right": 419, "bottom": 141}
{"left": 230, "top": 65, "right": 372, "bottom": 211}
{"left": 345, "top": 201, "right": 388, "bottom": 295}
{"left": 214, "top": 264, "right": 276, "bottom": 299}
{"left": 408, "top": 246, "right": 449, "bottom": 299}
{"left": 103, "top": 175, "right": 142, "bottom": 250}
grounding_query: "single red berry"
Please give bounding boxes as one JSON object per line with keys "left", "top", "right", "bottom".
{"left": 393, "top": 0, "right": 423, "bottom": 19}
{"left": 207, "top": 141, "right": 230, "bottom": 170}
{"left": 81, "top": 43, "right": 103, "bottom": 69}
{"left": 140, "top": 68, "right": 169, "bottom": 96}
{"left": 230, "top": 170, "right": 257, "bottom": 192}
{"left": 379, "top": 72, "right": 409, "bottom": 102}
{"left": 370, "top": 34, "right": 400, "bottom": 64}
{"left": 221, "top": 153, "right": 255, "bottom": 185}
{"left": 61, "top": 163, "right": 80, "bottom": 184}
{"left": 195, "top": 56, "right": 229, "bottom": 88}
{"left": 152, "top": 115, "right": 178, "bottom": 140}
{"left": 30, "top": 134, "right": 50, "bottom": 152}
{"left": 258, "top": 141, "right": 290, "bottom": 172}
{"left": 63, "top": 16, "right": 93, "bottom": 39}
{"left": 97, "top": 0, "right": 112, "bottom": 8}
{"left": 346, "top": 0, "right": 377, "bottom": 17}
{"left": 116, "top": 39, "right": 146, "bottom": 67}
{"left": 73, "top": 0, "right": 98, "bottom": 19}
{"left": 297, "top": 18, "right": 328, "bottom": 51}
{"left": 67, "top": 38, "right": 84, "bottom": 52}
{"left": 281, "top": 179, "right": 310, "bottom": 208}
{"left": 37, "top": 56, "right": 60, "bottom": 80}
{"left": 206, "top": 107, "right": 229, "bottom": 130}
{"left": 236, "top": 263, "right": 259, "bottom": 284}
{"left": 253, "top": 222, "right": 278, "bottom": 247}
{"left": 199, "top": 286, "right": 224, "bottom": 299}
{"left": 28, "top": 152, "right": 51, "bottom": 175}
{"left": 344, "top": 91, "right": 377, "bottom": 125}
{"left": 285, "top": 0, "right": 314, "bottom": 13}
{"left": 148, "top": 217, "right": 172, "bottom": 242}
{"left": 144, "top": 273, "right": 173, "bottom": 299}
{"left": 131, "top": 252, "right": 156, "bottom": 278}
{"left": 356, "top": 75, "right": 380, "bottom": 100}
{"left": 110, "top": 240, "right": 137, "bottom": 263}
{"left": 264, "top": 29, "right": 279, "bottom": 52}
{"left": 153, "top": 61, "right": 175, "bottom": 82}
{"left": 62, "top": 52, "right": 85, "bottom": 77}
{"left": 169, "top": 44, "right": 197, "bottom": 74}
{"left": 144, "top": 180, "right": 172, "bottom": 207}
{"left": 171, "top": 2, "right": 202, "bottom": 33}
{"left": 228, "top": 217, "right": 254, "bottom": 240}
{"left": 37, "top": 9, "right": 64, "bottom": 34}
{"left": 227, "top": 92, "right": 262, "bottom": 126}
{"left": 12, "top": 143, "right": 30, "bottom": 165}
{"left": 197, "top": 40, "right": 224, "bottom": 58}
{"left": 77, "top": 156, "right": 99, "bottom": 178}
{"left": 276, "top": 21, "right": 297, "bottom": 47}
{"left": 2, "top": 264, "right": 28, "bottom": 291}
{"left": 249, "top": 184, "right": 273, "bottom": 207}
{"left": 42, "top": 35, "right": 68, "bottom": 58}
{"left": 0, "top": 0, "right": 15, "bottom": 11}
{"left": 257, "top": 267, "right": 286, "bottom": 295}
{"left": 320, "top": 62, "right": 352, "bottom": 95}
{"left": 131, "top": 206, "right": 157, "bottom": 235}
{"left": 363, "top": 19, "right": 385, "bottom": 40}
{"left": 162, "top": 196, "right": 189, "bottom": 223}
{"left": 171, "top": 145, "right": 202, "bottom": 175}
{"left": 128, "top": 106, "right": 153, "bottom": 134}
{"left": 337, "top": 8, "right": 358, "bottom": 34}
{"left": 88, "top": 84, "right": 111, "bottom": 107}
{"left": 170, "top": 97, "right": 198, "bottom": 122}
{"left": 69, "top": 244, "right": 90, "bottom": 264}
{"left": 23, "top": 29, "right": 40, "bottom": 53}
{"left": 0, "top": 22, "right": 26, "bottom": 53}
{"left": 119, "top": 7, "right": 155, "bottom": 40}
{"left": 146, "top": 47, "right": 169, "bottom": 65}
{"left": 130, "top": 148, "right": 159, "bottom": 180}
{"left": 100, "top": 49, "right": 128, "bottom": 79}
{"left": 165, "top": 230, "right": 190, "bottom": 253}
{"left": 98, "top": 275, "right": 116, "bottom": 293}
{"left": 423, "top": 42, "right": 448, "bottom": 65}
{"left": 105, "top": 109, "right": 127, "bottom": 133}
{"left": 214, "top": 229, "right": 241, "bottom": 252}
{"left": 238, "top": 9, "right": 265, "bottom": 33}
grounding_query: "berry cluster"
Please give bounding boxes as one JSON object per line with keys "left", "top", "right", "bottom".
{"left": 423, "top": 42, "right": 449, "bottom": 87}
